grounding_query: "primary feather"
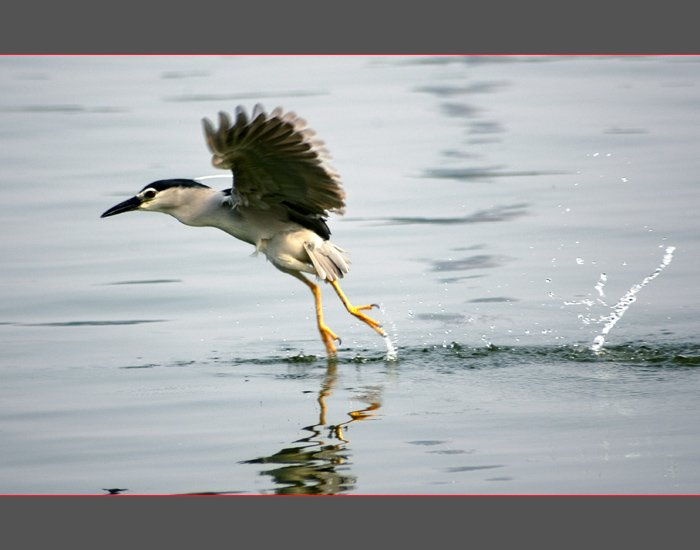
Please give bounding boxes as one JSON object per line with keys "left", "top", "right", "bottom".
{"left": 202, "top": 104, "right": 346, "bottom": 217}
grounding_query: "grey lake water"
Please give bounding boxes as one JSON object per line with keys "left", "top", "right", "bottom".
{"left": 1, "top": 55, "right": 699, "bottom": 495}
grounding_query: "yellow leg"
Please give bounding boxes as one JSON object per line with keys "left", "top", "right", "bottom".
{"left": 330, "top": 280, "right": 386, "bottom": 337}
{"left": 294, "top": 273, "right": 340, "bottom": 357}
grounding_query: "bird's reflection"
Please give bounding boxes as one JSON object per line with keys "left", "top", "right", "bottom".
{"left": 242, "top": 360, "right": 382, "bottom": 495}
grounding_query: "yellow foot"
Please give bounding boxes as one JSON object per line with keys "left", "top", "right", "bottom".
{"left": 347, "top": 304, "right": 386, "bottom": 337}
{"left": 319, "top": 323, "right": 341, "bottom": 357}
{"left": 329, "top": 281, "right": 387, "bottom": 339}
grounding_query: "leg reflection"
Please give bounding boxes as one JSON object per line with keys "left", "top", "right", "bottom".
{"left": 241, "top": 358, "right": 385, "bottom": 495}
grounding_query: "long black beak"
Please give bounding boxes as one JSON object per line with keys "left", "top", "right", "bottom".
{"left": 101, "top": 196, "right": 143, "bottom": 218}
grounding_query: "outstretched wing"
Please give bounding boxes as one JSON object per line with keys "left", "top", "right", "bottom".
{"left": 202, "top": 105, "right": 346, "bottom": 217}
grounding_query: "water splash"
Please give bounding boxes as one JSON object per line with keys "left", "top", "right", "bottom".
{"left": 383, "top": 334, "right": 398, "bottom": 361}
{"left": 564, "top": 246, "right": 676, "bottom": 353}
{"left": 594, "top": 273, "right": 607, "bottom": 299}
{"left": 380, "top": 304, "right": 399, "bottom": 361}
{"left": 563, "top": 247, "right": 675, "bottom": 352}
{"left": 591, "top": 246, "right": 675, "bottom": 353}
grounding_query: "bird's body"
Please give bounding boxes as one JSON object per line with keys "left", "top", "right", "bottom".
{"left": 157, "top": 181, "right": 348, "bottom": 280}
{"left": 102, "top": 105, "right": 384, "bottom": 356}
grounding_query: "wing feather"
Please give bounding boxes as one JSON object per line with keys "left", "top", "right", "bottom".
{"left": 202, "top": 104, "right": 346, "bottom": 216}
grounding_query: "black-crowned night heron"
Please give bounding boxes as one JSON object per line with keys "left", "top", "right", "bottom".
{"left": 101, "top": 105, "right": 385, "bottom": 356}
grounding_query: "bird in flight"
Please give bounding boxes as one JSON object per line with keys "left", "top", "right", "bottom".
{"left": 101, "top": 105, "right": 386, "bottom": 356}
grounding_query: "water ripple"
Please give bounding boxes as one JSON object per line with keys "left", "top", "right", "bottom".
{"left": 205, "top": 342, "right": 700, "bottom": 369}
{"left": 21, "top": 320, "right": 166, "bottom": 327}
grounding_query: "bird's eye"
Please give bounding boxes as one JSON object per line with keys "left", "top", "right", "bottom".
{"left": 143, "top": 189, "right": 157, "bottom": 199}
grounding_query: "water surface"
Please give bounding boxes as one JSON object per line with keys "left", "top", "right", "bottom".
{"left": 1, "top": 55, "right": 699, "bottom": 495}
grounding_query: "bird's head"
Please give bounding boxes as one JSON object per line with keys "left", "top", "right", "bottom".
{"left": 101, "top": 179, "right": 212, "bottom": 219}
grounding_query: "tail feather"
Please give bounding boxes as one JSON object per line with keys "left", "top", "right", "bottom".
{"left": 304, "top": 241, "right": 350, "bottom": 282}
